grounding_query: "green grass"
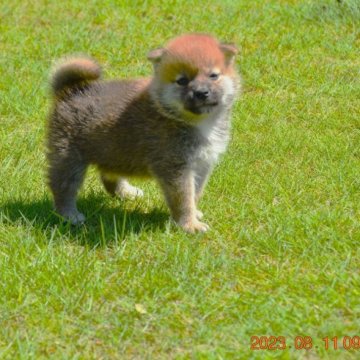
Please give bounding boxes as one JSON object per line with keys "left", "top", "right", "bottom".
{"left": 1, "top": 0, "right": 359, "bottom": 358}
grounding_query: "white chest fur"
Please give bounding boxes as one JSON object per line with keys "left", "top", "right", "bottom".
{"left": 195, "top": 112, "right": 230, "bottom": 168}
{"left": 194, "top": 74, "right": 237, "bottom": 168}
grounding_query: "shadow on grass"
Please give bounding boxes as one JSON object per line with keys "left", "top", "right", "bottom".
{"left": 1, "top": 195, "right": 169, "bottom": 246}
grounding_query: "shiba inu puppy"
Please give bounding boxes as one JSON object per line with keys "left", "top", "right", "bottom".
{"left": 47, "top": 34, "right": 239, "bottom": 233}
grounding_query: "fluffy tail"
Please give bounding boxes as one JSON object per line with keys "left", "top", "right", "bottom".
{"left": 50, "top": 57, "right": 101, "bottom": 96}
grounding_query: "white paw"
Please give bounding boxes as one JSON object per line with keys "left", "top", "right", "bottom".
{"left": 194, "top": 221, "right": 209, "bottom": 233}
{"left": 61, "top": 210, "right": 85, "bottom": 225}
{"left": 178, "top": 218, "right": 210, "bottom": 233}
{"left": 117, "top": 181, "right": 144, "bottom": 200}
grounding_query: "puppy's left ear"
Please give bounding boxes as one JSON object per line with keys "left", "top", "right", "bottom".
{"left": 219, "top": 43, "right": 238, "bottom": 66}
{"left": 147, "top": 48, "right": 165, "bottom": 66}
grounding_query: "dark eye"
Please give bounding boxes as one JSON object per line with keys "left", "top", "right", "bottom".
{"left": 209, "top": 73, "right": 219, "bottom": 80}
{"left": 176, "top": 76, "right": 189, "bottom": 86}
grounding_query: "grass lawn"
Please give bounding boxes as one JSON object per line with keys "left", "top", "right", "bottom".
{"left": 0, "top": 0, "right": 359, "bottom": 358}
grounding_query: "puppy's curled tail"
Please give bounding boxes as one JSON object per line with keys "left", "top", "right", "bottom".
{"left": 50, "top": 57, "right": 101, "bottom": 96}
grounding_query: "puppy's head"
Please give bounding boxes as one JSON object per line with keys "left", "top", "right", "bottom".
{"left": 148, "top": 34, "right": 238, "bottom": 123}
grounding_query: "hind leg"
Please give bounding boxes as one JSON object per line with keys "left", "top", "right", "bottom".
{"left": 100, "top": 173, "right": 144, "bottom": 199}
{"left": 48, "top": 154, "right": 87, "bottom": 224}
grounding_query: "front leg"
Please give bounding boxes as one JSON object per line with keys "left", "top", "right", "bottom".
{"left": 194, "top": 163, "right": 214, "bottom": 221}
{"left": 194, "top": 162, "right": 213, "bottom": 204}
{"left": 156, "top": 169, "right": 209, "bottom": 233}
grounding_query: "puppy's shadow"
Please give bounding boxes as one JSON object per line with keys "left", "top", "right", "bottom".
{"left": 1, "top": 194, "right": 169, "bottom": 246}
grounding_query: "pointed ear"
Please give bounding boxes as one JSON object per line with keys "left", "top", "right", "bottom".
{"left": 147, "top": 48, "right": 165, "bottom": 64}
{"left": 219, "top": 43, "right": 238, "bottom": 65}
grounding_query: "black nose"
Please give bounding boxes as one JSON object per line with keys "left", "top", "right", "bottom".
{"left": 194, "top": 89, "right": 209, "bottom": 101}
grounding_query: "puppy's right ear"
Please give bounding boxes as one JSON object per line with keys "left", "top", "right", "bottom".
{"left": 147, "top": 48, "right": 165, "bottom": 66}
{"left": 219, "top": 43, "right": 238, "bottom": 66}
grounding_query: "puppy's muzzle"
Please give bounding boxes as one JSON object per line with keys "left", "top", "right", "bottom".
{"left": 194, "top": 88, "right": 210, "bottom": 101}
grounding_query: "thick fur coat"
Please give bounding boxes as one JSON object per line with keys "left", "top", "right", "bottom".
{"left": 47, "top": 34, "right": 239, "bottom": 232}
